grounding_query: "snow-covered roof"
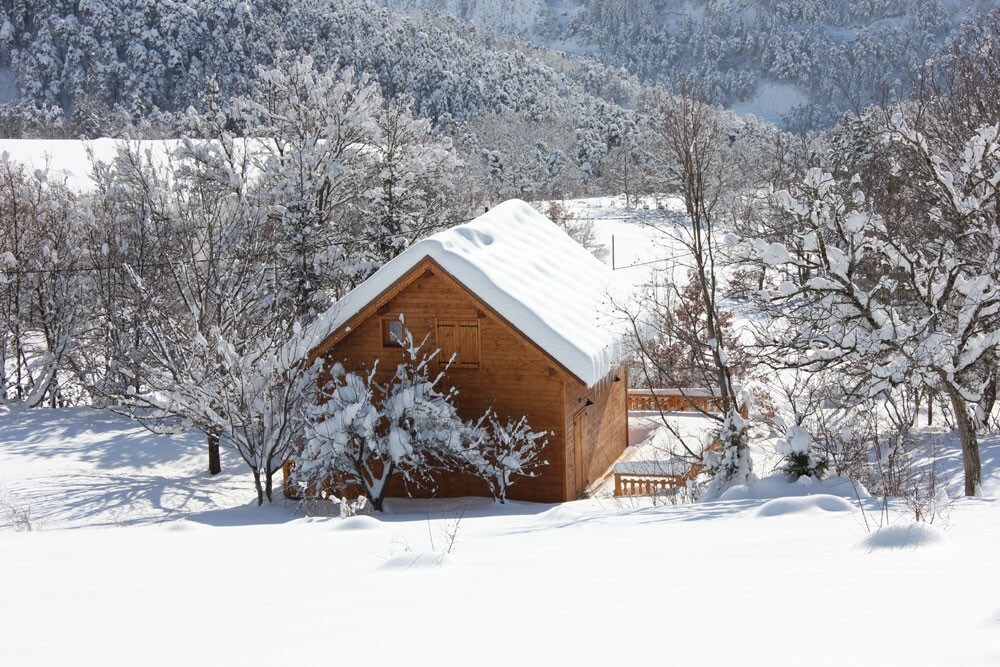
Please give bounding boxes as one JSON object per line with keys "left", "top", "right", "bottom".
{"left": 299, "top": 199, "right": 627, "bottom": 386}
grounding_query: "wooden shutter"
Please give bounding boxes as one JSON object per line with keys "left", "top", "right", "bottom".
{"left": 437, "top": 322, "right": 457, "bottom": 365}
{"left": 437, "top": 320, "right": 480, "bottom": 368}
{"left": 456, "top": 322, "right": 480, "bottom": 367}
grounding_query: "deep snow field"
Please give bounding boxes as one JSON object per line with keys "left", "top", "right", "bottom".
{"left": 1, "top": 195, "right": 1000, "bottom": 666}
{"left": 2, "top": 407, "right": 1000, "bottom": 666}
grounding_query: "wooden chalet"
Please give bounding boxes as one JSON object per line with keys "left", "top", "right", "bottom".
{"left": 293, "top": 200, "right": 629, "bottom": 503}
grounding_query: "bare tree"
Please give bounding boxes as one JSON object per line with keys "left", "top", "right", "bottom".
{"left": 0, "top": 158, "right": 88, "bottom": 408}
{"left": 644, "top": 90, "right": 755, "bottom": 495}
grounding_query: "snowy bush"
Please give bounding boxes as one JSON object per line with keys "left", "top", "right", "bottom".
{"left": 702, "top": 409, "right": 757, "bottom": 499}
{"left": 777, "top": 426, "right": 829, "bottom": 481}
{"left": 296, "top": 329, "right": 475, "bottom": 511}
{"left": 465, "top": 411, "right": 548, "bottom": 504}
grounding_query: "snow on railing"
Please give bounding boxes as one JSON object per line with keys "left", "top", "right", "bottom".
{"left": 613, "top": 456, "right": 706, "bottom": 497}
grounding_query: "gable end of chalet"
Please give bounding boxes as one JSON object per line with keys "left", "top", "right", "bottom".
{"left": 305, "top": 256, "right": 592, "bottom": 386}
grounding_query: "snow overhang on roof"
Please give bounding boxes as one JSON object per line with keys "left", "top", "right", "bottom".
{"left": 297, "top": 199, "right": 628, "bottom": 387}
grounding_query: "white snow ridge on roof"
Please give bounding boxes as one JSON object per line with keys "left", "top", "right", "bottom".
{"left": 299, "top": 199, "right": 627, "bottom": 386}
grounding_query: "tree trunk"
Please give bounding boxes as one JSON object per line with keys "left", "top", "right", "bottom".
{"left": 947, "top": 388, "right": 982, "bottom": 496}
{"left": 264, "top": 468, "right": 274, "bottom": 503}
{"left": 980, "top": 373, "right": 997, "bottom": 428}
{"left": 207, "top": 433, "right": 221, "bottom": 475}
{"left": 252, "top": 470, "right": 264, "bottom": 506}
{"left": 368, "top": 460, "right": 393, "bottom": 512}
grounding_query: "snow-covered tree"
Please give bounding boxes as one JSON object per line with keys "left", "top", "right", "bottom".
{"left": 94, "top": 142, "right": 318, "bottom": 503}
{"left": 359, "top": 97, "right": 462, "bottom": 272}
{"left": 464, "top": 411, "right": 548, "bottom": 504}
{"left": 136, "top": 319, "right": 319, "bottom": 505}
{"left": 777, "top": 425, "right": 829, "bottom": 481}
{"left": 0, "top": 157, "right": 88, "bottom": 408}
{"left": 703, "top": 410, "right": 756, "bottom": 498}
{"left": 295, "top": 328, "right": 475, "bottom": 511}
{"left": 80, "top": 142, "right": 183, "bottom": 401}
{"left": 752, "top": 144, "right": 999, "bottom": 495}
{"left": 230, "top": 54, "right": 383, "bottom": 319}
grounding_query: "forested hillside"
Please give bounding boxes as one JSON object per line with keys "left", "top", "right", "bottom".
{"left": 385, "top": 0, "right": 1000, "bottom": 126}
{"left": 0, "top": 0, "right": 642, "bottom": 130}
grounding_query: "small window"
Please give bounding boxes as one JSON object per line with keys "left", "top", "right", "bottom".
{"left": 382, "top": 318, "right": 404, "bottom": 348}
{"left": 437, "top": 320, "right": 480, "bottom": 368}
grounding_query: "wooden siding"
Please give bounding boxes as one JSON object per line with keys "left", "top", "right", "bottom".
{"left": 313, "top": 264, "right": 572, "bottom": 502}
{"left": 562, "top": 364, "right": 629, "bottom": 498}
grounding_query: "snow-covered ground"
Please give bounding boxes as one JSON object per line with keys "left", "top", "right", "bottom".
{"left": 2, "top": 407, "right": 999, "bottom": 666}
{"left": 0, "top": 407, "right": 253, "bottom": 530}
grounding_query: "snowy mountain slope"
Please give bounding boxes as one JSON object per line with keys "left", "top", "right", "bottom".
{"left": 381, "top": 0, "right": 1000, "bottom": 126}
{"left": 387, "top": 0, "right": 548, "bottom": 34}
{"left": 0, "top": 0, "right": 643, "bottom": 132}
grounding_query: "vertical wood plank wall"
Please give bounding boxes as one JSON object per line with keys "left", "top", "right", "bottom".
{"left": 317, "top": 266, "right": 572, "bottom": 502}
{"left": 563, "top": 364, "right": 629, "bottom": 498}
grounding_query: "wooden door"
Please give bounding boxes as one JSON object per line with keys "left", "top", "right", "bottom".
{"left": 573, "top": 409, "right": 588, "bottom": 494}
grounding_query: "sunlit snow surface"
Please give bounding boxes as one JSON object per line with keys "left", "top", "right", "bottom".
{"left": 1, "top": 406, "right": 999, "bottom": 666}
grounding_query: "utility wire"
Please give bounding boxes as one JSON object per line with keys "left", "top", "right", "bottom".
{"left": 0, "top": 215, "right": 483, "bottom": 277}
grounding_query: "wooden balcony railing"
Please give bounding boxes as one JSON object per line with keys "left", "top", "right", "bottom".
{"left": 612, "top": 431, "right": 724, "bottom": 498}
{"left": 614, "top": 474, "right": 685, "bottom": 496}
{"left": 626, "top": 388, "right": 748, "bottom": 418}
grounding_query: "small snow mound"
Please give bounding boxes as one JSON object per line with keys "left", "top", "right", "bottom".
{"left": 161, "top": 520, "right": 205, "bottom": 532}
{"left": 754, "top": 494, "right": 856, "bottom": 518}
{"left": 858, "top": 523, "right": 948, "bottom": 551}
{"left": 538, "top": 505, "right": 585, "bottom": 526}
{"left": 379, "top": 552, "right": 454, "bottom": 571}
{"left": 720, "top": 475, "right": 870, "bottom": 501}
{"left": 332, "top": 515, "right": 381, "bottom": 531}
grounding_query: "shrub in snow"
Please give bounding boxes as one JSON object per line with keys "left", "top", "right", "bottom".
{"left": 464, "top": 410, "right": 548, "bottom": 504}
{"left": 702, "top": 409, "right": 757, "bottom": 499}
{"left": 296, "top": 329, "right": 475, "bottom": 511}
{"left": 340, "top": 496, "right": 373, "bottom": 518}
{"left": 777, "top": 426, "right": 829, "bottom": 481}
